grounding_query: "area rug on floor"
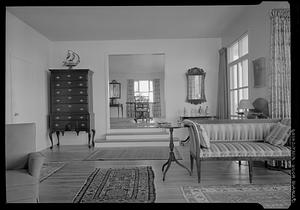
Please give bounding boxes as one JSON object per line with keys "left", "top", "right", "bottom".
{"left": 73, "top": 166, "right": 156, "bottom": 203}
{"left": 40, "top": 162, "right": 66, "bottom": 182}
{"left": 83, "top": 146, "right": 182, "bottom": 160}
{"left": 181, "top": 184, "right": 291, "bottom": 208}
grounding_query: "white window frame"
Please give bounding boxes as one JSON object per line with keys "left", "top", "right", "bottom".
{"left": 228, "top": 33, "right": 249, "bottom": 119}
{"left": 134, "top": 80, "right": 154, "bottom": 102}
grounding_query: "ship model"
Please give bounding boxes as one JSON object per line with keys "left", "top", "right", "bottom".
{"left": 62, "top": 50, "right": 80, "bottom": 69}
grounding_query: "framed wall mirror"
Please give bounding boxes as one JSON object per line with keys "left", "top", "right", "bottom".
{"left": 109, "top": 80, "right": 121, "bottom": 104}
{"left": 186, "top": 67, "right": 206, "bottom": 104}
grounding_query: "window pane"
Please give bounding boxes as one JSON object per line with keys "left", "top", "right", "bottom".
{"left": 139, "top": 80, "right": 148, "bottom": 92}
{"left": 229, "top": 66, "right": 234, "bottom": 89}
{"left": 149, "top": 92, "right": 153, "bottom": 102}
{"left": 134, "top": 81, "right": 139, "bottom": 92}
{"left": 149, "top": 81, "right": 153, "bottom": 91}
{"left": 232, "top": 42, "right": 239, "bottom": 61}
{"left": 228, "top": 42, "right": 239, "bottom": 63}
{"left": 243, "top": 88, "right": 249, "bottom": 100}
{"left": 240, "top": 35, "right": 248, "bottom": 57}
{"left": 242, "top": 59, "right": 248, "bottom": 87}
{"left": 140, "top": 92, "right": 148, "bottom": 98}
{"left": 238, "top": 62, "right": 243, "bottom": 88}
{"left": 233, "top": 90, "right": 238, "bottom": 114}
{"left": 230, "top": 90, "right": 238, "bottom": 115}
{"left": 238, "top": 89, "right": 244, "bottom": 101}
{"left": 232, "top": 64, "right": 237, "bottom": 89}
{"left": 230, "top": 91, "right": 235, "bottom": 115}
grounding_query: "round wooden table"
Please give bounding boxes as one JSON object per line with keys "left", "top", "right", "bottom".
{"left": 158, "top": 123, "right": 191, "bottom": 181}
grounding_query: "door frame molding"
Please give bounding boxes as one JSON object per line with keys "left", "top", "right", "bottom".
{"left": 104, "top": 50, "right": 166, "bottom": 134}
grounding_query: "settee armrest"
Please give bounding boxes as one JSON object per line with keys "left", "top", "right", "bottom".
{"left": 28, "top": 152, "right": 45, "bottom": 178}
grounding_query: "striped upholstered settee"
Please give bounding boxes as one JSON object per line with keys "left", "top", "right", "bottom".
{"left": 183, "top": 119, "right": 291, "bottom": 183}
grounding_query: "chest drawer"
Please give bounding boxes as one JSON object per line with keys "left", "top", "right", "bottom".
{"left": 53, "top": 73, "right": 87, "bottom": 81}
{"left": 53, "top": 81, "right": 88, "bottom": 88}
{"left": 54, "top": 88, "right": 87, "bottom": 96}
{"left": 52, "top": 104, "right": 88, "bottom": 112}
{"left": 51, "top": 120, "right": 89, "bottom": 130}
{"left": 52, "top": 114, "right": 89, "bottom": 121}
{"left": 53, "top": 96, "right": 88, "bottom": 104}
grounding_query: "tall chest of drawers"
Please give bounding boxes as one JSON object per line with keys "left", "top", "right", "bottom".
{"left": 48, "top": 69, "right": 95, "bottom": 149}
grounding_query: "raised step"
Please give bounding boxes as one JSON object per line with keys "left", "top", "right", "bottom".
{"left": 95, "top": 138, "right": 179, "bottom": 148}
{"left": 105, "top": 131, "right": 170, "bottom": 140}
{"left": 108, "top": 128, "right": 166, "bottom": 133}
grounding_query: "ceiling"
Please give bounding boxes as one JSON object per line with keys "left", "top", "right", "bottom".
{"left": 6, "top": 6, "right": 249, "bottom": 41}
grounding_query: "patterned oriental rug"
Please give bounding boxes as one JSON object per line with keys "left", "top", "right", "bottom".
{"left": 84, "top": 146, "right": 182, "bottom": 160}
{"left": 40, "top": 162, "right": 66, "bottom": 182}
{"left": 73, "top": 166, "right": 156, "bottom": 203}
{"left": 181, "top": 184, "right": 291, "bottom": 208}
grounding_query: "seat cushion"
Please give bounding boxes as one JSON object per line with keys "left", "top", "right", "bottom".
{"left": 198, "top": 142, "right": 291, "bottom": 158}
{"left": 265, "top": 122, "right": 291, "bottom": 146}
{"left": 6, "top": 169, "right": 39, "bottom": 203}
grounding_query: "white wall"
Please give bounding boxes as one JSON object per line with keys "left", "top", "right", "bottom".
{"left": 6, "top": 11, "right": 52, "bottom": 151}
{"left": 221, "top": 1, "right": 290, "bottom": 103}
{"left": 50, "top": 38, "right": 221, "bottom": 143}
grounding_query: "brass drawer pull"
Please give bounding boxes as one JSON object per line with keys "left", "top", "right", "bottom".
{"left": 56, "top": 108, "right": 61, "bottom": 111}
{"left": 79, "top": 91, "right": 84, "bottom": 94}
{"left": 68, "top": 105, "right": 72, "bottom": 108}
{"left": 56, "top": 99, "right": 61, "bottom": 102}
{"left": 81, "top": 123, "right": 85, "bottom": 126}
{"left": 80, "top": 99, "right": 84, "bottom": 102}
{"left": 67, "top": 74, "right": 71, "bottom": 78}
{"left": 80, "top": 116, "right": 84, "bottom": 119}
{"left": 80, "top": 108, "right": 84, "bottom": 111}
{"left": 68, "top": 96, "right": 72, "bottom": 99}
{"left": 55, "top": 123, "right": 59, "bottom": 127}
{"left": 56, "top": 76, "right": 60, "bottom": 79}
{"left": 68, "top": 89, "right": 72, "bottom": 92}
{"left": 68, "top": 81, "right": 72, "bottom": 85}
{"left": 79, "top": 76, "right": 83, "bottom": 79}
{"left": 68, "top": 116, "right": 72, "bottom": 119}
{"left": 56, "top": 84, "right": 60, "bottom": 87}
{"left": 56, "top": 91, "right": 60, "bottom": 94}
{"left": 55, "top": 116, "right": 60, "bottom": 119}
{"left": 79, "top": 83, "right": 83, "bottom": 86}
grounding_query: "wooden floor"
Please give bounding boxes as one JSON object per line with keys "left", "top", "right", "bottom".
{"left": 39, "top": 144, "right": 291, "bottom": 203}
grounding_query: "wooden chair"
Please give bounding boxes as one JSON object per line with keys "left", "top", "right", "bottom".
{"left": 134, "top": 96, "right": 151, "bottom": 123}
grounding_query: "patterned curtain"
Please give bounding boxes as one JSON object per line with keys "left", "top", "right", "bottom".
{"left": 216, "top": 47, "right": 230, "bottom": 119}
{"left": 152, "top": 79, "right": 161, "bottom": 118}
{"left": 126, "top": 79, "right": 135, "bottom": 118}
{"left": 269, "top": 8, "right": 291, "bottom": 119}
{"left": 267, "top": 8, "right": 291, "bottom": 169}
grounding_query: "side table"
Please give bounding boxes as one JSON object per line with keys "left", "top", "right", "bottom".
{"left": 158, "top": 123, "right": 191, "bottom": 181}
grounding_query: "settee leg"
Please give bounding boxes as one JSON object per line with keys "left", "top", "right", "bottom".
{"left": 190, "top": 154, "right": 194, "bottom": 174}
{"left": 248, "top": 161, "right": 253, "bottom": 183}
{"left": 196, "top": 158, "right": 201, "bottom": 183}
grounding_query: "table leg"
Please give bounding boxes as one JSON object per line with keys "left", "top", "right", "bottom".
{"left": 162, "top": 128, "right": 191, "bottom": 181}
{"left": 49, "top": 131, "right": 54, "bottom": 149}
{"left": 87, "top": 131, "right": 91, "bottom": 148}
{"left": 56, "top": 131, "right": 60, "bottom": 146}
{"left": 92, "top": 129, "right": 96, "bottom": 147}
{"left": 162, "top": 158, "right": 172, "bottom": 181}
{"left": 121, "top": 104, "right": 123, "bottom": 118}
